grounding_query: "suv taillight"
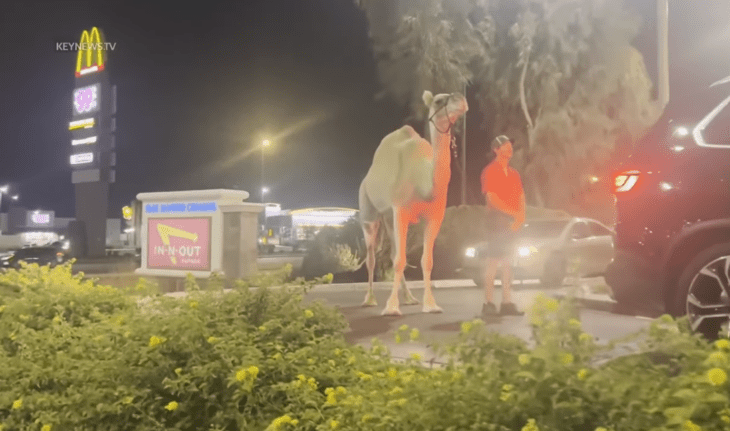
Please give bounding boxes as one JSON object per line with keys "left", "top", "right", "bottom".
{"left": 613, "top": 170, "right": 640, "bottom": 193}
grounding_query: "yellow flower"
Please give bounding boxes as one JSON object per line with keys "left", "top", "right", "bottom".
{"left": 682, "top": 420, "right": 701, "bottom": 431}
{"left": 325, "top": 392, "right": 337, "bottom": 405}
{"left": 388, "top": 367, "right": 398, "bottom": 379}
{"left": 461, "top": 321, "right": 473, "bottom": 334}
{"left": 361, "top": 413, "right": 374, "bottom": 423}
{"left": 518, "top": 354, "right": 530, "bottom": 366}
{"left": 41, "top": 425, "right": 52, "bottom": 431}
{"left": 236, "top": 369, "right": 248, "bottom": 382}
{"left": 568, "top": 319, "right": 581, "bottom": 329}
{"left": 188, "top": 300, "right": 198, "bottom": 309}
{"left": 336, "top": 386, "right": 347, "bottom": 395}
{"left": 297, "top": 374, "right": 306, "bottom": 381}
{"left": 708, "top": 368, "right": 727, "bottom": 386}
{"left": 708, "top": 351, "right": 728, "bottom": 364}
{"left": 122, "top": 396, "right": 134, "bottom": 404}
{"left": 330, "top": 419, "right": 339, "bottom": 429}
{"left": 595, "top": 428, "right": 609, "bottom": 431}
{"left": 304, "top": 309, "right": 314, "bottom": 318}
{"left": 291, "top": 420, "right": 299, "bottom": 426}
{"left": 164, "top": 401, "right": 178, "bottom": 411}
{"left": 307, "top": 377, "right": 317, "bottom": 390}
{"left": 721, "top": 415, "right": 730, "bottom": 424}
{"left": 269, "top": 415, "right": 294, "bottom": 429}
{"left": 715, "top": 339, "right": 730, "bottom": 350}
{"left": 207, "top": 336, "right": 219, "bottom": 344}
{"left": 530, "top": 316, "right": 543, "bottom": 326}
{"left": 521, "top": 418, "right": 540, "bottom": 431}
{"left": 12, "top": 399, "right": 22, "bottom": 409}
{"left": 0, "top": 305, "right": 5, "bottom": 312}
{"left": 579, "top": 333, "right": 593, "bottom": 343}
{"left": 334, "top": 348, "right": 342, "bottom": 356}
{"left": 148, "top": 336, "right": 164, "bottom": 348}
{"left": 399, "top": 324, "right": 409, "bottom": 332}
{"left": 356, "top": 371, "right": 372, "bottom": 381}
{"left": 395, "top": 334, "right": 402, "bottom": 344}
{"left": 259, "top": 325, "right": 267, "bottom": 332}
{"left": 272, "top": 352, "right": 282, "bottom": 360}
{"left": 410, "top": 352, "right": 423, "bottom": 361}
{"left": 175, "top": 368, "right": 182, "bottom": 375}
{"left": 502, "top": 384, "right": 514, "bottom": 391}
{"left": 578, "top": 369, "right": 588, "bottom": 380}
{"left": 545, "top": 299, "right": 560, "bottom": 312}
{"left": 347, "top": 356, "right": 356, "bottom": 365}
{"left": 561, "top": 353, "right": 574, "bottom": 365}
{"left": 247, "top": 366, "right": 259, "bottom": 378}
{"left": 410, "top": 328, "right": 420, "bottom": 341}
{"left": 389, "top": 386, "right": 403, "bottom": 395}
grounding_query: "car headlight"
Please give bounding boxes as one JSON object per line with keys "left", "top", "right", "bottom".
{"left": 465, "top": 247, "right": 476, "bottom": 258}
{"left": 517, "top": 246, "right": 539, "bottom": 257}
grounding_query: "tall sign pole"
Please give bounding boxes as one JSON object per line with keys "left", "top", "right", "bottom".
{"left": 68, "top": 27, "right": 116, "bottom": 257}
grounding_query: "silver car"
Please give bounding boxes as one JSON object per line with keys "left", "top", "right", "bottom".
{"left": 460, "top": 217, "right": 615, "bottom": 287}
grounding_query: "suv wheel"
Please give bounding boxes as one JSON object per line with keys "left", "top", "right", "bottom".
{"left": 541, "top": 253, "right": 566, "bottom": 287}
{"left": 672, "top": 243, "right": 730, "bottom": 340}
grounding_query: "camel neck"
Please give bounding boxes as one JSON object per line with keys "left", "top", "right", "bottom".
{"left": 429, "top": 122, "right": 452, "bottom": 196}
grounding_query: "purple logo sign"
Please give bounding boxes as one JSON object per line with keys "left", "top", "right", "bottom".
{"left": 73, "top": 84, "right": 99, "bottom": 115}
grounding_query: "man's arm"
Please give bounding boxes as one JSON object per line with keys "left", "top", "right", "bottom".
{"left": 486, "top": 192, "right": 518, "bottom": 217}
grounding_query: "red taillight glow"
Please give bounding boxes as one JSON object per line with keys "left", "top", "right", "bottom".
{"left": 613, "top": 170, "right": 640, "bottom": 193}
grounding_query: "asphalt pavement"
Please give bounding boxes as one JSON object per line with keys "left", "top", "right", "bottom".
{"left": 300, "top": 281, "right": 651, "bottom": 366}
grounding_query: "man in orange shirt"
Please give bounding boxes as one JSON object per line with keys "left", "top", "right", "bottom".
{"left": 480, "top": 135, "right": 525, "bottom": 316}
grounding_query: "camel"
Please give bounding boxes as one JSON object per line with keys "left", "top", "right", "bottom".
{"left": 359, "top": 90, "right": 468, "bottom": 315}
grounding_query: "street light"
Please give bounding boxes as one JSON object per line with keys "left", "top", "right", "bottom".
{"left": 0, "top": 185, "right": 9, "bottom": 215}
{"left": 261, "top": 139, "right": 271, "bottom": 203}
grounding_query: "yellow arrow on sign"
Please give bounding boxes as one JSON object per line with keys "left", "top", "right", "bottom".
{"left": 156, "top": 223, "right": 198, "bottom": 265}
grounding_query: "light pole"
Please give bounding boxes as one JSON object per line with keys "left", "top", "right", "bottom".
{"left": 261, "top": 139, "right": 270, "bottom": 202}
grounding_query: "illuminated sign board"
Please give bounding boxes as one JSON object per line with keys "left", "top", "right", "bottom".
{"left": 26, "top": 211, "right": 54, "bottom": 228}
{"left": 76, "top": 27, "right": 105, "bottom": 77}
{"left": 122, "top": 206, "right": 133, "bottom": 220}
{"left": 70, "top": 152, "right": 94, "bottom": 165}
{"left": 73, "top": 83, "right": 100, "bottom": 115}
{"left": 69, "top": 118, "right": 94, "bottom": 130}
{"left": 72, "top": 136, "right": 97, "bottom": 146}
{"left": 144, "top": 202, "right": 218, "bottom": 214}
{"left": 147, "top": 218, "right": 211, "bottom": 271}
{"left": 31, "top": 213, "right": 50, "bottom": 224}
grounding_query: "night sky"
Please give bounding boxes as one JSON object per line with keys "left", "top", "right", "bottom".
{"left": 1, "top": 0, "right": 729, "bottom": 218}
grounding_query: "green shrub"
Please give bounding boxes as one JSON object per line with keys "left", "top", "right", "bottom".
{"left": 2, "top": 262, "right": 730, "bottom": 431}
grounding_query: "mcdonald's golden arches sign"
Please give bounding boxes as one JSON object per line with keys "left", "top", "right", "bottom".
{"left": 76, "top": 27, "right": 106, "bottom": 77}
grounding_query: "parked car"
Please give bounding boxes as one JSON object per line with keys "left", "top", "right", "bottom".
{"left": 606, "top": 77, "right": 730, "bottom": 339}
{"left": 460, "top": 217, "right": 615, "bottom": 287}
{"left": 0, "top": 246, "right": 66, "bottom": 270}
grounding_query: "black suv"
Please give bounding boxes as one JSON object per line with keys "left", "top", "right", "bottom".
{"left": 0, "top": 246, "right": 66, "bottom": 270}
{"left": 606, "top": 79, "right": 730, "bottom": 338}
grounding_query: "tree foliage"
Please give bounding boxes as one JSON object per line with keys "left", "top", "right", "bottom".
{"left": 356, "top": 0, "right": 663, "bottom": 222}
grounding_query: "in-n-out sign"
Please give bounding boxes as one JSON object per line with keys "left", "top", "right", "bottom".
{"left": 70, "top": 153, "right": 94, "bottom": 165}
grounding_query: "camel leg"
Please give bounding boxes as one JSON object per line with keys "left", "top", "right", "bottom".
{"left": 361, "top": 220, "right": 379, "bottom": 307}
{"left": 382, "top": 208, "right": 408, "bottom": 316}
{"left": 383, "top": 215, "right": 418, "bottom": 305}
{"left": 421, "top": 214, "right": 444, "bottom": 313}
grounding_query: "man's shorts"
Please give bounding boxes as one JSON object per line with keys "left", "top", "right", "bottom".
{"left": 484, "top": 210, "right": 517, "bottom": 260}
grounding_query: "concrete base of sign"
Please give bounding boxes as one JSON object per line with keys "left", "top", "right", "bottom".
{"left": 134, "top": 189, "right": 263, "bottom": 281}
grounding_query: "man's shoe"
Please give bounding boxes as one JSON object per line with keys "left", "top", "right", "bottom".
{"left": 500, "top": 302, "right": 525, "bottom": 316}
{"left": 481, "top": 302, "right": 499, "bottom": 318}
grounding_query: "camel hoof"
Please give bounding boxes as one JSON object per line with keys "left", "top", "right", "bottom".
{"left": 362, "top": 296, "right": 377, "bottom": 307}
{"left": 381, "top": 307, "right": 402, "bottom": 316}
{"left": 422, "top": 304, "right": 443, "bottom": 314}
{"left": 402, "top": 295, "right": 420, "bottom": 305}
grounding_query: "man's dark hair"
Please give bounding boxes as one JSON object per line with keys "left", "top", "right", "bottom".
{"left": 491, "top": 135, "right": 511, "bottom": 151}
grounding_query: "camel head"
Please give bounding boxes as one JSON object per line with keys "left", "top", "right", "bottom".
{"left": 423, "top": 91, "right": 468, "bottom": 135}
